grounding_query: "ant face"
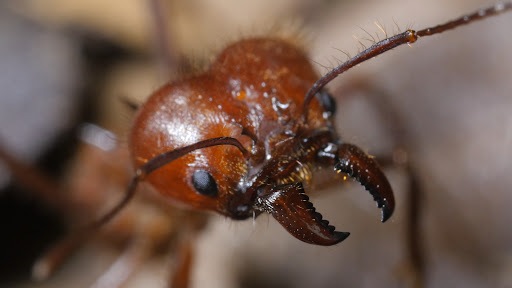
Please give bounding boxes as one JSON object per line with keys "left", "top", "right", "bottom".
{"left": 129, "top": 38, "right": 331, "bottom": 218}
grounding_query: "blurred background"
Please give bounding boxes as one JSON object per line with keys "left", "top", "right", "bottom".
{"left": 1, "top": 0, "right": 511, "bottom": 287}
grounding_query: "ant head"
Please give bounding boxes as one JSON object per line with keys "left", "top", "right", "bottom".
{"left": 91, "top": 2, "right": 511, "bottom": 246}
{"left": 129, "top": 38, "right": 335, "bottom": 218}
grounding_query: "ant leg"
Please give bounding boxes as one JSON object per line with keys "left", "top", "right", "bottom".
{"left": 0, "top": 141, "right": 65, "bottom": 210}
{"left": 147, "top": 0, "right": 181, "bottom": 78}
{"left": 169, "top": 237, "right": 194, "bottom": 288}
{"left": 168, "top": 212, "right": 208, "bottom": 288}
{"left": 375, "top": 153, "right": 424, "bottom": 288}
{"left": 32, "top": 232, "right": 89, "bottom": 281}
{"left": 90, "top": 237, "right": 152, "bottom": 288}
{"left": 334, "top": 78, "right": 425, "bottom": 288}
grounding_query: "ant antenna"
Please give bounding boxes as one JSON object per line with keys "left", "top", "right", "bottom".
{"left": 92, "top": 136, "right": 249, "bottom": 228}
{"left": 301, "top": 2, "right": 512, "bottom": 123}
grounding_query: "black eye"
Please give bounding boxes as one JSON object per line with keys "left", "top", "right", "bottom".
{"left": 316, "top": 89, "right": 336, "bottom": 115}
{"left": 192, "top": 170, "right": 218, "bottom": 197}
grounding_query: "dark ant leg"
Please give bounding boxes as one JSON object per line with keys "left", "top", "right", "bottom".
{"left": 0, "top": 141, "right": 64, "bottom": 210}
{"left": 147, "top": 0, "right": 179, "bottom": 77}
{"left": 90, "top": 237, "right": 152, "bottom": 288}
{"left": 32, "top": 232, "right": 89, "bottom": 281}
{"left": 405, "top": 165, "right": 424, "bottom": 288}
{"left": 333, "top": 80, "right": 425, "bottom": 288}
{"left": 169, "top": 239, "right": 194, "bottom": 288}
{"left": 168, "top": 213, "right": 208, "bottom": 288}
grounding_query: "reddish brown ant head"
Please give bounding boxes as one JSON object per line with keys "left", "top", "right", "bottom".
{"left": 89, "top": 2, "right": 512, "bottom": 247}
{"left": 129, "top": 38, "right": 394, "bottom": 245}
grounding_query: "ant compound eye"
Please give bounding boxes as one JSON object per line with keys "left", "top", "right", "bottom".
{"left": 192, "top": 170, "right": 219, "bottom": 197}
{"left": 316, "top": 89, "right": 336, "bottom": 115}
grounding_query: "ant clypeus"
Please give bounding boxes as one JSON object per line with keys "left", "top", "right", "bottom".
{"left": 1, "top": 1, "right": 512, "bottom": 287}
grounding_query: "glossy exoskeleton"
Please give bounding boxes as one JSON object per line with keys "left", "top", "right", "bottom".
{"left": 129, "top": 37, "right": 395, "bottom": 245}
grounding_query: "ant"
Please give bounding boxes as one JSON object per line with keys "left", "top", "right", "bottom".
{"left": 1, "top": 1, "right": 511, "bottom": 287}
